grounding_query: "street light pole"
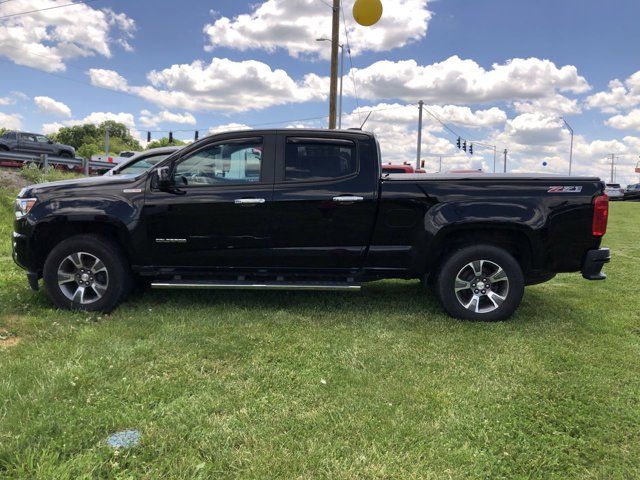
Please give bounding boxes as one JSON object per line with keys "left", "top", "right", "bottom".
{"left": 562, "top": 118, "right": 574, "bottom": 175}
{"left": 317, "top": 37, "right": 344, "bottom": 129}
{"left": 328, "top": 0, "right": 340, "bottom": 129}
{"left": 416, "top": 100, "right": 423, "bottom": 171}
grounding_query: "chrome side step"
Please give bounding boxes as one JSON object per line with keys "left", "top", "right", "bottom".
{"left": 151, "top": 281, "right": 361, "bottom": 292}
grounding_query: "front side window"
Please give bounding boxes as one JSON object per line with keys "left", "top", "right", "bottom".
{"left": 174, "top": 139, "right": 262, "bottom": 186}
{"left": 285, "top": 140, "right": 356, "bottom": 182}
{"left": 36, "top": 135, "right": 49, "bottom": 143}
{"left": 2, "top": 132, "right": 16, "bottom": 140}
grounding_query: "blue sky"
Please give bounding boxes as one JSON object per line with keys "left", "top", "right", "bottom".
{"left": 1, "top": 0, "right": 640, "bottom": 184}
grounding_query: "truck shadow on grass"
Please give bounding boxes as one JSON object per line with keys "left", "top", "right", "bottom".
{"left": 126, "top": 280, "right": 565, "bottom": 326}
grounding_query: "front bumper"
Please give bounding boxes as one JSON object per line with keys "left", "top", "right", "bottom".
{"left": 582, "top": 248, "right": 610, "bottom": 280}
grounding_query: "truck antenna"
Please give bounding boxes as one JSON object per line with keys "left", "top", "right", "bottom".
{"left": 360, "top": 111, "right": 373, "bottom": 130}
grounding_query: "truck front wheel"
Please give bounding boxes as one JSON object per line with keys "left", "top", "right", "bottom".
{"left": 43, "top": 235, "right": 130, "bottom": 312}
{"left": 436, "top": 245, "right": 524, "bottom": 321}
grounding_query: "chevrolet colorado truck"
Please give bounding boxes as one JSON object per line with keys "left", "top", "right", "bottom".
{"left": 12, "top": 129, "right": 610, "bottom": 321}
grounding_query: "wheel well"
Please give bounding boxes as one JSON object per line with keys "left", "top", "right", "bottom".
{"left": 0, "top": 144, "right": 9, "bottom": 151}
{"left": 427, "top": 227, "right": 534, "bottom": 279}
{"left": 32, "top": 221, "right": 130, "bottom": 271}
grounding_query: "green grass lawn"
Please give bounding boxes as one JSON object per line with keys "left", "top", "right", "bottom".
{"left": 1, "top": 173, "right": 639, "bottom": 479}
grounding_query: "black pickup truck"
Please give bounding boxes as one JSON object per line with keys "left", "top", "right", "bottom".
{"left": 12, "top": 129, "right": 610, "bottom": 320}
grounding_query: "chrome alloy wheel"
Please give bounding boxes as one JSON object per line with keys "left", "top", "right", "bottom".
{"left": 57, "top": 252, "right": 109, "bottom": 304}
{"left": 454, "top": 259, "right": 509, "bottom": 314}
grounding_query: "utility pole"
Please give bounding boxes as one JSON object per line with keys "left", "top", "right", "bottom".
{"left": 493, "top": 146, "right": 497, "bottom": 173}
{"left": 610, "top": 153, "right": 615, "bottom": 183}
{"left": 104, "top": 126, "right": 110, "bottom": 158}
{"left": 339, "top": 44, "right": 344, "bottom": 129}
{"left": 503, "top": 149, "right": 508, "bottom": 173}
{"left": 562, "top": 118, "right": 574, "bottom": 175}
{"left": 439, "top": 155, "right": 443, "bottom": 173}
{"left": 416, "top": 100, "right": 424, "bottom": 170}
{"left": 328, "top": 0, "right": 340, "bottom": 129}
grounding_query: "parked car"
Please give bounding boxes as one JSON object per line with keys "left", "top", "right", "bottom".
{"left": 605, "top": 183, "right": 624, "bottom": 200}
{"left": 382, "top": 163, "right": 426, "bottom": 174}
{"left": 0, "top": 130, "right": 75, "bottom": 158}
{"left": 105, "top": 146, "right": 183, "bottom": 176}
{"left": 12, "top": 129, "right": 610, "bottom": 321}
{"left": 623, "top": 183, "right": 640, "bottom": 201}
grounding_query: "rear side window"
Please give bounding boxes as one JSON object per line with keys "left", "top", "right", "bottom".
{"left": 2, "top": 131, "right": 16, "bottom": 140}
{"left": 285, "top": 139, "right": 357, "bottom": 182}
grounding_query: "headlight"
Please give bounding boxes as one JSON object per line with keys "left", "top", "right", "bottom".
{"left": 15, "top": 198, "right": 37, "bottom": 220}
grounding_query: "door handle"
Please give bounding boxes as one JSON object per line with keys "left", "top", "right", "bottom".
{"left": 234, "top": 198, "right": 266, "bottom": 205}
{"left": 332, "top": 195, "right": 364, "bottom": 203}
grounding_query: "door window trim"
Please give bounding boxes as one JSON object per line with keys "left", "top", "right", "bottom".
{"left": 276, "top": 136, "right": 360, "bottom": 185}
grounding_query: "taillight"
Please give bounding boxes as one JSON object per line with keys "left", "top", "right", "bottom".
{"left": 592, "top": 194, "right": 609, "bottom": 236}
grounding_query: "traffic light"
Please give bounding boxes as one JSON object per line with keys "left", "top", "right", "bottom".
{"left": 456, "top": 137, "right": 461, "bottom": 149}
{"left": 169, "top": 131, "right": 173, "bottom": 143}
{"left": 147, "top": 131, "right": 151, "bottom": 142}
{"left": 469, "top": 143, "right": 473, "bottom": 155}
{"left": 194, "top": 130, "right": 199, "bottom": 141}
{"left": 462, "top": 140, "right": 467, "bottom": 152}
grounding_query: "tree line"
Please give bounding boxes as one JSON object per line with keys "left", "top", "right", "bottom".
{"left": 0, "top": 122, "right": 186, "bottom": 158}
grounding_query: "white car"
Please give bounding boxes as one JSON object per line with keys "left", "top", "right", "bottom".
{"left": 605, "top": 183, "right": 624, "bottom": 200}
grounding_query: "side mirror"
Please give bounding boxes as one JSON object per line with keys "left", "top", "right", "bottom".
{"left": 155, "top": 166, "right": 173, "bottom": 189}
{"left": 48, "top": 139, "right": 53, "bottom": 144}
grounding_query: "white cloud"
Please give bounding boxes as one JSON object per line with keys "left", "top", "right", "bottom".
{"left": 0, "top": 111, "right": 23, "bottom": 130}
{"left": 88, "top": 69, "right": 130, "bottom": 91}
{"left": 605, "top": 109, "right": 640, "bottom": 131}
{"left": 34, "top": 96, "right": 72, "bottom": 117}
{"left": 204, "top": 0, "right": 432, "bottom": 59}
{"left": 585, "top": 72, "right": 640, "bottom": 113}
{"left": 341, "top": 56, "right": 590, "bottom": 105}
{"left": 0, "top": 1, "right": 135, "bottom": 72}
{"left": 513, "top": 94, "right": 581, "bottom": 115}
{"left": 0, "top": 97, "right": 13, "bottom": 106}
{"left": 207, "top": 123, "right": 252, "bottom": 135}
{"left": 139, "top": 110, "right": 197, "bottom": 128}
{"left": 504, "top": 113, "right": 564, "bottom": 145}
{"left": 88, "top": 58, "right": 327, "bottom": 112}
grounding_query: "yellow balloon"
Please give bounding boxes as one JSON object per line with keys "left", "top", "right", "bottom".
{"left": 352, "top": 0, "right": 383, "bottom": 27}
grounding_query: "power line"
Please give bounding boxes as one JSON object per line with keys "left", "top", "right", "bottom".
{"left": 0, "top": 0, "right": 99, "bottom": 20}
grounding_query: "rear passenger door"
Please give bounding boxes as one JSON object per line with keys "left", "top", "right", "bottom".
{"left": 269, "top": 133, "right": 379, "bottom": 272}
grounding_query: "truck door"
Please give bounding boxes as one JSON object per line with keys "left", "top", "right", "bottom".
{"left": 142, "top": 134, "right": 276, "bottom": 269}
{"left": 269, "top": 133, "right": 379, "bottom": 272}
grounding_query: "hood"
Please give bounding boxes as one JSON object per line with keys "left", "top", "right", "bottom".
{"left": 19, "top": 173, "right": 141, "bottom": 198}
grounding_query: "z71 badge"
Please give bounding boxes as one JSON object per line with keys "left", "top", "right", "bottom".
{"left": 548, "top": 186, "right": 583, "bottom": 193}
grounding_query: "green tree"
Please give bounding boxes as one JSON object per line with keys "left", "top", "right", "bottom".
{"left": 77, "top": 143, "right": 102, "bottom": 160}
{"left": 146, "top": 137, "right": 186, "bottom": 149}
{"left": 50, "top": 121, "right": 141, "bottom": 153}
{"left": 0, "top": 127, "right": 6, "bottom": 137}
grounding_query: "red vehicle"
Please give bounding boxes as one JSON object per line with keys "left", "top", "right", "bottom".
{"left": 382, "top": 163, "right": 425, "bottom": 174}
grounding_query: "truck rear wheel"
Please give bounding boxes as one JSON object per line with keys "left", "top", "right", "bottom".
{"left": 436, "top": 245, "right": 524, "bottom": 321}
{"left": 43, "top": 235, "right": 130, "bottom": 312}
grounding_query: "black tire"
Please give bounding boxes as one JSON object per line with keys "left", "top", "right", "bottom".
{"left": 43, "top": 234, "right": 130, "bottom": 312}
{"left": 59, "top": 151, "right": 72, "bottom": 158}
{"left": 435, "top": 245, "right": 524, "bottom": 321}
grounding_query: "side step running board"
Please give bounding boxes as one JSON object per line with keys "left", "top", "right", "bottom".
{"left": 151, "top": 281, "right": 361, "bottom": 292}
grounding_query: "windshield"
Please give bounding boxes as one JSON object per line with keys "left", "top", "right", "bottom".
{"left": 116, "top": 153, "right": 173, "bottom": 175}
